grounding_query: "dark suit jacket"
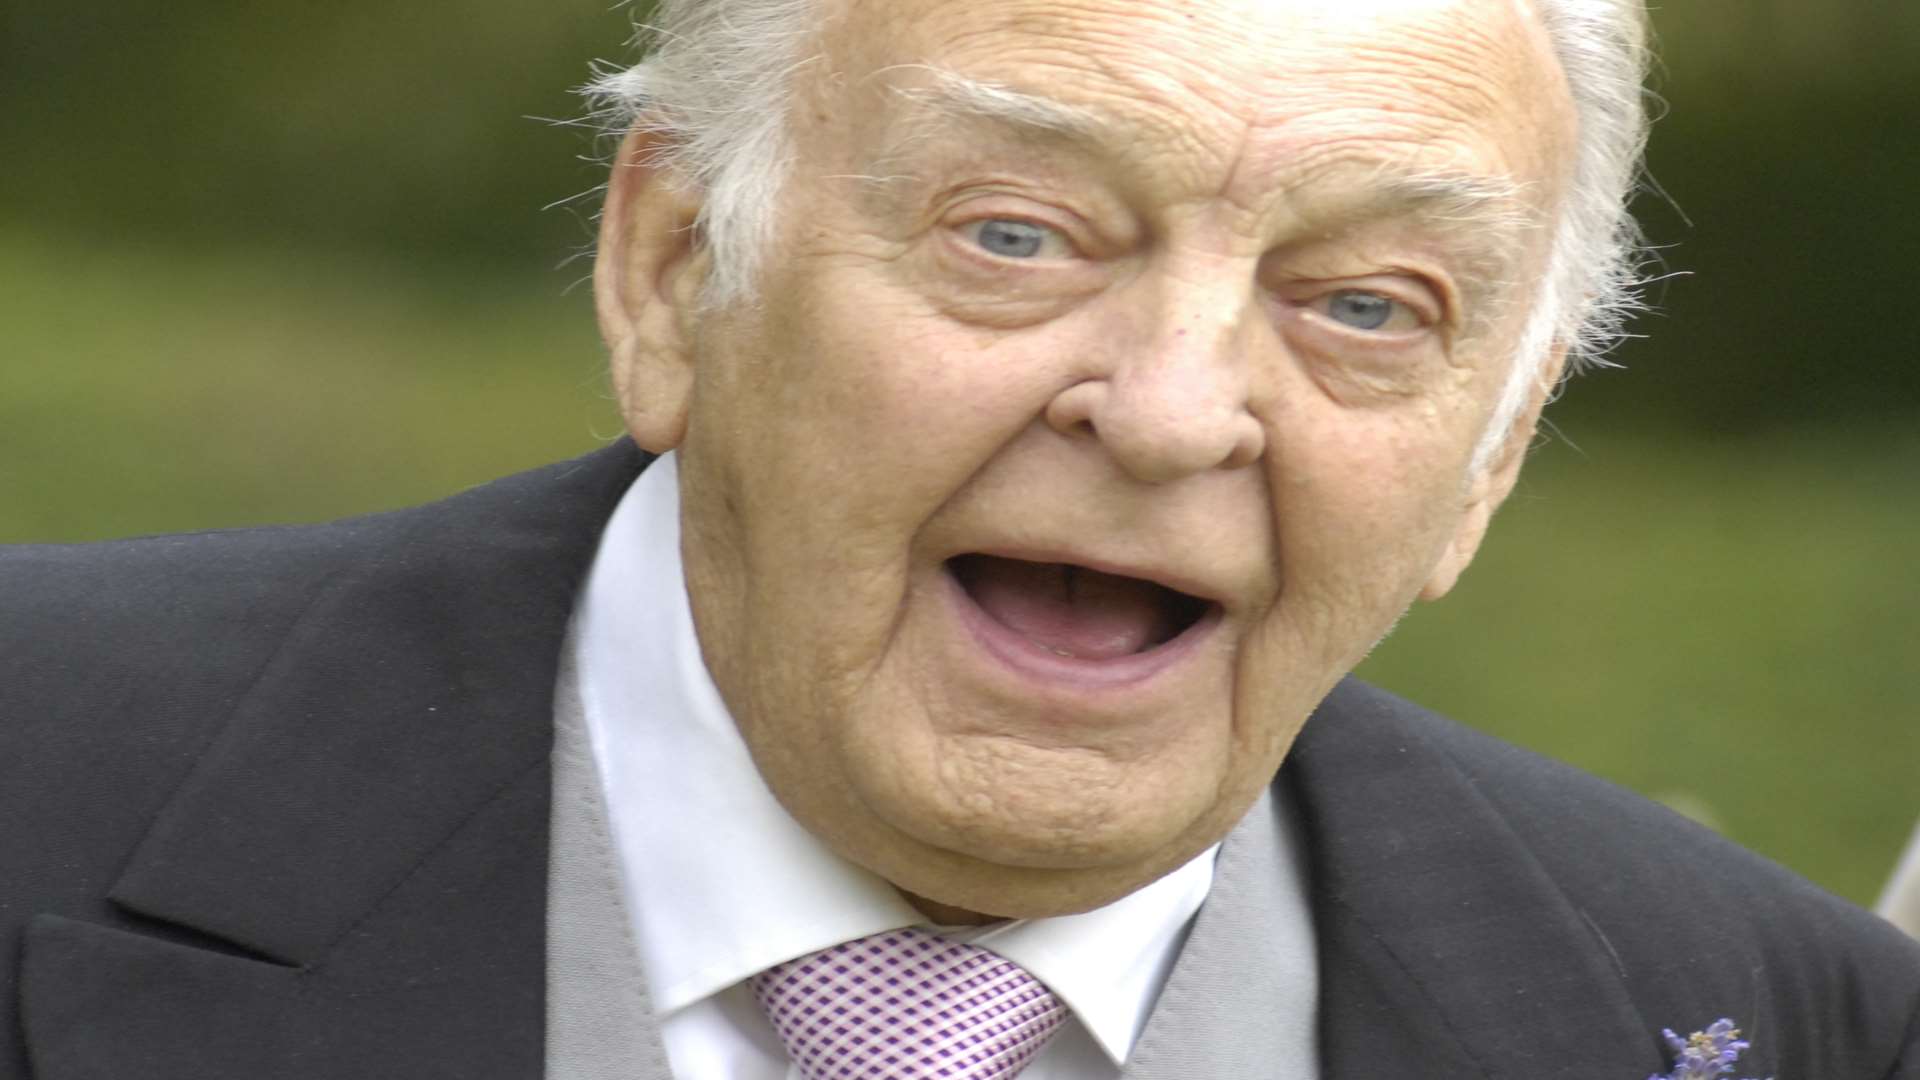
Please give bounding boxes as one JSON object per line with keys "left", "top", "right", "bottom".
{"left": 4, "top": 443, "right": 1917, "bottom": 1079}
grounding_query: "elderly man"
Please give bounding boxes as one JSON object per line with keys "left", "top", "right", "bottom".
{"left": 3, "top": 0, "right": 1916, "bottom": 1077}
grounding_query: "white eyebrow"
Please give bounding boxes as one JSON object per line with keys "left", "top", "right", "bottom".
{"left": 1358, "top": 170, "right": 1532, "bottom": 226}
{"left": 884, "top": 66, "right": 1107, "bottom": 144}
{"left": 858, "top": 66, "right": 1543, "bottom": 320}
{"left": 842, "top": 65, "right": 1114, "bottom": 189}
{"left": 1320, "top": 167, "right": 1543, "bottom": 321}
{"left": 872, "top": 66, "right": 1530, "bottom": 229}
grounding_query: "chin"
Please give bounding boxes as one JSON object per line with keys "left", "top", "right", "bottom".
{"left": 867, "top": 814, "right": 1225, "bottom": 921}
{"left": 872, "top": 760, "right": 1239, "bottom": 876}
{"left": 842, "top": 716, "right": 1224, "bottom": 858}
{"left": 925, "top": 805, "right": 1201, "bottom": 872}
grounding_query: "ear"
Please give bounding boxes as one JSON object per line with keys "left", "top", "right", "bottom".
{"left": 1419, "top": 346, "right": 1568, "bottom": 601}
{"left": 595, "top": 125, "right": 708, "bottom": 453}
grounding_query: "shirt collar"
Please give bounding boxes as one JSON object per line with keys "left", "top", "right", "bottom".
{"left": 573, "top": 451, "right": 1217, "bottom": 1065}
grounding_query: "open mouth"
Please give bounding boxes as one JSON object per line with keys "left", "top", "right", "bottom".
{"left": 946, "top": 554, "right": 1216, "bottom": 661}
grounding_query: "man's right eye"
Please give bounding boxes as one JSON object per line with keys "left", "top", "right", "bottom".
{"left": 964, "top": 218, "right": 1064, "bottom": 259}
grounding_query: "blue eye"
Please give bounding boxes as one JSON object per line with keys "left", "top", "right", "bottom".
{"left": 969, "top": 219, "right": 1051, "bottom": 258}
{"left": 1323, "top": 290, "right": 1398, "bottom": 331}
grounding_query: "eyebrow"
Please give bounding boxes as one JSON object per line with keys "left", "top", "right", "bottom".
{"left": 845, "top": 67, "right": 1113, "bottom": 194}
{"left": 1313, "top": 169, "right": 1535, "bottom": 237}
{"left": 863, "top": 67, "right": 1544, "bottom": 319}
{"left": 874, "top": 68, "right": 1533, "bottom": 218}
{"left": 880, "top": 66, "right": 1110, "bottom": 154}
{"left": 1297, "top": 166, "right": 1542, "bottom": 311}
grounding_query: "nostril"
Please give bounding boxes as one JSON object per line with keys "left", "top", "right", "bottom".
{"left": 1223, "top": 418, "right": 1266, "bottom": 470}
{"left": 1043, "top": 381, "right": 1105, "bottom": 441}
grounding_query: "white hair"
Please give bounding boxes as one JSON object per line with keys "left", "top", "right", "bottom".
{"left": 586, "top": 0, "right": 819, "bottom": 305}
{"left": 1481, "top": 0, "right": 1653, "bottom": 467}
{"left": 586, "top": 0, "right": 1652, "bottom": 463}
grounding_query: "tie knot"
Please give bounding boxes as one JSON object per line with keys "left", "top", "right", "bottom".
{"left": 751, "top": 927, "right": 1068, "bottom": 1080}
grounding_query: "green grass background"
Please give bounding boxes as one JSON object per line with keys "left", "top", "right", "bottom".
{"left": 0, "top": 231, "right": 616, "bottom": 538}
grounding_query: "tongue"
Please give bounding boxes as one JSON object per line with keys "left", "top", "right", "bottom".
{"left": 963, "top": 557, "right": 1172, "bottom": 660}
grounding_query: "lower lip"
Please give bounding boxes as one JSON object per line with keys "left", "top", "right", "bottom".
{"left": 941, "top": 566, "right": 1222, "bottom": 693}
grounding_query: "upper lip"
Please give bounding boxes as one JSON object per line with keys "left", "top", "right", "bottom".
{"left": 942, "top": 545, "right": 1232, "bottom": 610}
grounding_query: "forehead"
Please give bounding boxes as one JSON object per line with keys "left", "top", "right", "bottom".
{"left": 820, "top": 0, "right": 1573, "bottom": 212}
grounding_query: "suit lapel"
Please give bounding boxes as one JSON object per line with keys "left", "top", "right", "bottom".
{"left": 1122, "top": 786, "right": 1319, "bottom": 1080}
{"left": 545, "top": 642, "right": 676, "bottom": 1080}
{"left": 20, "top": 444, "right": 646, "bottom": 1080}
{"left": 1289, "top": 679, "right": 1656, "bottom": 1079}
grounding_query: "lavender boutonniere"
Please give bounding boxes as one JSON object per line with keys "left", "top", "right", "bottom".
{"left": 1648, "top": 1018, "right": 1769, "bottom": 1080}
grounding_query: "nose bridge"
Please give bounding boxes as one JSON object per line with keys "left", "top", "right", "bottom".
{"left": 1086, "top": 266, "right": 1266, "bottom": 481}
{"left": 1125, "top": 271, "right": 1255, "bottom": 417}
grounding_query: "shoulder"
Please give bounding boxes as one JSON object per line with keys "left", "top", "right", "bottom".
{"left": 1313, "top": 679, "right": 1920, "bottom": 1077}
{"left": 0, "top": 444, "right": 645, "bottom": 686}
{"left": 1, "top": 519, "right": 363, "bottom": 770}
{"left": 0, "top": 445, "right": 645, "bottom": 1073}
{"left": 0, "top": 441, "right": 645, "bottom": 861}
{"left": 1330, "top": 679, "right": 1886, "bottom": 920}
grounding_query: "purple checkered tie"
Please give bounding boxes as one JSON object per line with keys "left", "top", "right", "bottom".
{"left": 751, "top": 927, "right": 1068, "bottom": 1080}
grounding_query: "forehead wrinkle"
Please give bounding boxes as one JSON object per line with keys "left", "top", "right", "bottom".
{"left": 837, "top": 67, "right": 1114, "bottom": 204}
{"left": 883, "top": 8, "right": 1263, "bottom": 183}
{"left": 854, "top": 62, "right": 1250, "bottom": 210}
{"left": 887, "top": 66, "right": 1109, "bottom": 146}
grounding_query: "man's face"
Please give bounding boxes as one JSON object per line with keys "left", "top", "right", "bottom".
{"left": 602, "top": 0, "right": 1575, "bottom": 917}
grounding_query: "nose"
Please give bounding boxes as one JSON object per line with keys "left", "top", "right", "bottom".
{"left": 1044, "top": 288, "right": 1266, "bottom": 483}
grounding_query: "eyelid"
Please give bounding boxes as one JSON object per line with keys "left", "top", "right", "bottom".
{"left": 959, "top": 216, "right": 1075, "bottom": 260}
{"left": 1316, "top": 291, "right": 1423, "bottom": 334}
{"left": 1280, "top": 274, "right": 1447, "bottom": 331}
{"left": 941, "top": 192, "right": 1090, "bottom": 256}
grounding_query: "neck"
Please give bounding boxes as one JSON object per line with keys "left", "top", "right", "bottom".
{"left": 900, "top": 888, "right": 1006, "bottom": 927}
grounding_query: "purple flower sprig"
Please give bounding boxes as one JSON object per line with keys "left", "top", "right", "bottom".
{"left": 1647, "top": 1018, "right": 1769, "bottom": 1080}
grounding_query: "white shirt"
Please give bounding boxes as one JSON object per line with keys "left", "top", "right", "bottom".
{"left": 1881, "top": 817, "right": 1920, "bottom": 939}
{"left": 573, "top": 453, "right": 1220, "bottom": 1080}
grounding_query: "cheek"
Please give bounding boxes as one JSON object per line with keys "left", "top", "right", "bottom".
{"left": 1261, "top": 414, "right": 1477, "bottom": 634}
{"left": 743, "top": 283, "right": 1082, "bottom": 507}
{"left": 682, "top": 282, "right": 1079, "bottom": 669}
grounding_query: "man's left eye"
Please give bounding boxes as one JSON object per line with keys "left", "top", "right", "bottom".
{"left": 1313, "top": 289, "right": 1421, "bottom": 333}
{"left": 964, "top": 219, "right": 1064, "bottom": 259}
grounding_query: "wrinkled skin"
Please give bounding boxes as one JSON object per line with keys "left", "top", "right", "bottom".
{"left": 597, "top": 0, "right": 1576, "bottom": 920}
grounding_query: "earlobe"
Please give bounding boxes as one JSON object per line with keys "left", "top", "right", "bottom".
{"left": 1419, "top": 491, "right": 1498, "bottom": 601}
{"left": 596, "top": 125, "right": 707, "bottom": 453}
{"left": 1418, "top": 347, "right": 1568, "bottom": 601}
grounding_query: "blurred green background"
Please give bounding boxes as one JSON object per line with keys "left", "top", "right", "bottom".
{"left": 3, "top": 3, "right": 1915, "bottom": 907}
